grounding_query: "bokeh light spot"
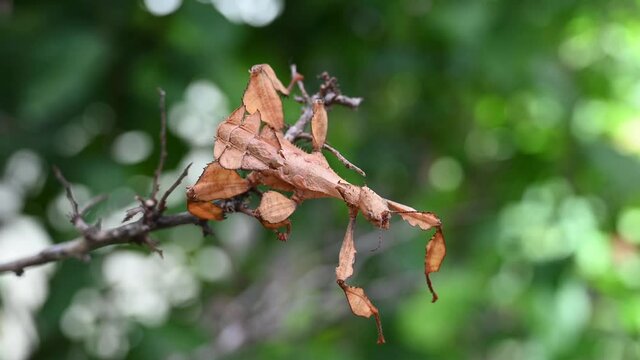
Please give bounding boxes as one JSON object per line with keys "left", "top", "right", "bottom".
{"left": 144, "top": 0, "right": 183, "bottom": 16}
{"left": 111, "top": 131, "right": 153, "bottom": 165}
{"left": 617, "top": 207, "right": 640, "bottom": 244}
{"left": 3, "top": 149, "right": 45, "bottom": 196}
{"left": 211, "top": 0, "right": 283, "bottom": 27}
{"left": 169, "top": 80, "right": 229, "bottom": 147}
{"left": 613, "top": 119, "right": 640, "bottom": 155}
{"left": 193, "top": 246, "right": 232, "bottom": 282}
{"left": 428, "top": 157, "right": 464, "bottom": 192}
{"left": 0, "top": 183, "right": 23, "bottom": 220}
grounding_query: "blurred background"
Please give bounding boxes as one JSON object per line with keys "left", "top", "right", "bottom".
{"left": 1, "top": 0, "right": 640, "bottom": 359}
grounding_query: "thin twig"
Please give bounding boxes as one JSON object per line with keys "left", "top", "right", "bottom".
{"left": 52, "top": 166, "right": 93, "bottom": 233}
{"left": 122, "top": 206, "right": 143, "bottom": 223}
{"left": 159, "top": 163, "right": 192, "bottom": 212}
{"left": 80, "top": 194, "right": 108, "bottom": 217}
{"left": 150, "top": 88, "right": 168, "bottom": 202}
{"left": 284, "top": 106, "right": 314, "bottom": 142}
{"left": 290, "top": 64, "right": 310, "bottom": 102}
{"left": 295, "top": 133, "right": 366, "bottom": 177}
{"left": 325, "top": 94, "right": 362, "bottom": 109}
{"left": 52, "top": 165, "right": 79, "bottom": 216}
{"left": 284, "top": 67, "right": 362, "bottom": 142}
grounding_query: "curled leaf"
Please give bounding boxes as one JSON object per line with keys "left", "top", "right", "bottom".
{"left": 311, "top": 99, "right": 328, "bottom": 152}
{"left": 187, "top": 199, "right": 224, "bottom": 221}
{"left": 335, "top": 209, "right": 385, "bottom": 344}
{"left": 336, "top": 207, "right": 357, "bottom": 281}
{"left": 387, "top": 200, "right": 441, "bottom": 230}
{"left": 187, "top": 162, "right": 250, "bottom": 201}
{"left": 338, "top": 280, "right": 385, "bottom": 344}
{"left": 256, "top": 191, "right": 296, "bottom": 224}
{"left": 425, "top": 227, "right": 446, "bottom": 302}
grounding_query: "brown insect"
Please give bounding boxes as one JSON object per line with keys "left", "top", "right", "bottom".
{"left": 186, "top": 64, "right": 446, "bottom": 344}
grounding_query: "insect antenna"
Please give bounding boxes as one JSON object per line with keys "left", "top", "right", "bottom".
{"left": 371, "top": 228, "right": 384, "bottom": 252}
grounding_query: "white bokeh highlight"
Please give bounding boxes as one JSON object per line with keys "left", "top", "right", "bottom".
{"left": 0, "top": 217, "right": 55, "bottom": 360}
{"left": 169, "top": 80, "right": 229, "bottom": 147}
{"left": 144, "top": 0, "right": 183, "bottom": 16}
{"left": 111, "top": 130, "right": 153, "bottom": 165}
{"left": 211, "top": 0, "right": 284, "bottom": 27}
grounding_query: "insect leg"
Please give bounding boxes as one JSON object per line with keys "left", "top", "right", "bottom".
{"left": 335, "top": 207, "right": 385, "bottom": 344}
{"left": 254, "top": 191, "right": 297, "bottom": 241}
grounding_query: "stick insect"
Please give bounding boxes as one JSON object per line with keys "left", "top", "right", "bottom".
{"left": 186, "top": 64, "right": 446, "bottom": 344}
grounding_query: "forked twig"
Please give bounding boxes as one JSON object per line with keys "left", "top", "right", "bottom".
{"left": 159, "top": 163, "right": 192, "bottom": 212}
{"left": 285, "top": 69, "right": 363, "bottom": 142}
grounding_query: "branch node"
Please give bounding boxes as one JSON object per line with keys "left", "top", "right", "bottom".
{"left": 197, "top": 220, "right": 215, "bottom": 237}
{"left": 123, "top": 207, "right": 143, "bottom": 223}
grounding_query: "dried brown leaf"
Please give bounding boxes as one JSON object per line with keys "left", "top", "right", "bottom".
{"left": 336, "top": 208, "right": 357, "bottom": 281}
{"left": 425, "top": 227, "right": 446, "bottom": 302}
{"left": 243, "top": 64, "right": 286, "bottom": 130}
{"left": 187, "top": 199, "right": 224, "bottom": 221}
{"left": 387, "top": 200, "right": 441, "bottom": 230}
{"left": 187, "top": 162, "right": 250, "bottom": 201}
{"left": 338, "top": 281, "right": 385, "bottom": 344}
{"left": 257, "top": 191, "right": 296, "bottom": 224}
{"left": 311, "top": 100, "right": 327, "bottom": 151}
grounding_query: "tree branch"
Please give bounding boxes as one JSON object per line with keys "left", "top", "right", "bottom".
{"left": 0, "top": 212, "right": 201, "bottom": 275}
{"left": 285, "top": 69, "right": 363, "bottom": 142}
{"left": 0, "top": 65, "right": 365, "bottom": 276}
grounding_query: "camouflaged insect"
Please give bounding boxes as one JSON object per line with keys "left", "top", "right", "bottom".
{"left": 187, "top": 64, "right": 446, "bottom": 344}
